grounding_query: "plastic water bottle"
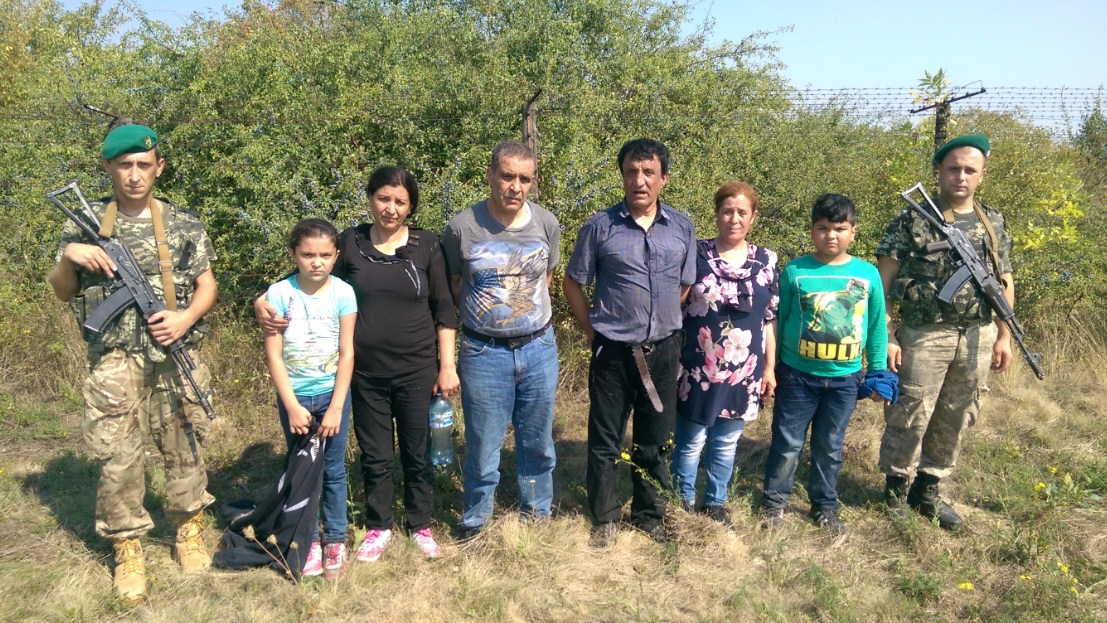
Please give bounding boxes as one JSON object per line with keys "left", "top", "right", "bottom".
{"left": 428, "top": 392, "right": 455, "bottom": 468}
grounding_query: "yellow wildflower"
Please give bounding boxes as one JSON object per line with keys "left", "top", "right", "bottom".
{"left": 620, "top": 451, "right": 631, "bottom": 461}
{"left": 1057, "top": 562, "right": 1069, "bottom": 574}
{"left": 1049, "top": 466, "right": 1058, "bottom": 474}
{"left": 1034, "top": 482, "right": 1046, "bottom": 492}
{"left": 958, "top": 582, "right": 974, "bottom": 591}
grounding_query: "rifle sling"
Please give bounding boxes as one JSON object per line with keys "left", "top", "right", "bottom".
{"left": 98, "top": 197, "right": 178, "bottom": 311}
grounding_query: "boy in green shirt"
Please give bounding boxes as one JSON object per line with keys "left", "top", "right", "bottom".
{"left": 760, "top": 194, "right": 889, "bottom": 534}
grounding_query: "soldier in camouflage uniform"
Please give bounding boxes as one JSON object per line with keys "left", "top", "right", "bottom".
{"left": 875, "top": 134, "right": 1014, "bottom": 530}
{"left": 47, "top": 123, "right": 217, "bottom": 603}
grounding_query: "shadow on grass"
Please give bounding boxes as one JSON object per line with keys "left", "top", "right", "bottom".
{"left": 20, "top": 450, "right": 104, "bottom": 553}
{"left": 205, "top": 441, "right": 286, "bottom": 526}
{"left": 19, "top": 440, "right": 286, "bottom": 555}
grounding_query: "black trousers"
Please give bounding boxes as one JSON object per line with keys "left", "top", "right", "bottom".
{"left": 586, "top": 331, "right": 681, "bottom": 528}
{"left": 351, "top": 365, "right": 437, "bottom": 533}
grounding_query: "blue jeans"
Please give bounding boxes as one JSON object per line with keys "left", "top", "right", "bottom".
{"left": 671, "top": 414, "right": 747, "bottom": 507}
{"left": 762, "top": 363, "right": 862, "bottom": 511}
{"left": 277, "top": 390, "right": 351, "bottom": 543}
{"left": 459, "top": 325, "right": 558, "bottom": 529}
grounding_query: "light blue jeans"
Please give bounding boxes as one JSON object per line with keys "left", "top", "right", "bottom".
{"left": 459, "top": 325, "right": 558, "bottom": 529}
{"left": 671, "top": 414, "right": 747, "bottom": 507}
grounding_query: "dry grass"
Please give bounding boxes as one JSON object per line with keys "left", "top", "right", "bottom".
{"left": 1, "top": 305, "right": 1105, "bottom": 621}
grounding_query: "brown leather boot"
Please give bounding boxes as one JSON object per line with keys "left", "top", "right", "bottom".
{"left": 112, "top": 538, "right": 147, "bottom": 605}
{"left": 174, "top": 513, "right": 212, "bottom": 571}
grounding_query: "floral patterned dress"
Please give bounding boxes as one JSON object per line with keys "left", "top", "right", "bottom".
{"left": 677, "top": 239, "right": 779, "bottom": 427}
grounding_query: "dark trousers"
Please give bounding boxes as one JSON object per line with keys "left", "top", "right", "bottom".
{"left": 350, "top": 365, "right": 437, "bottom": 532}
{"left": 586, "top": 331, "right": 680, "bottom": 528}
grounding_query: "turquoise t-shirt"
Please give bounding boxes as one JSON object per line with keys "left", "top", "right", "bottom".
{"left": 265, "top": 275, "right": 358, "bottom": 396}
{"left": 777, "top": 255, "right": 887, "bottom": 377}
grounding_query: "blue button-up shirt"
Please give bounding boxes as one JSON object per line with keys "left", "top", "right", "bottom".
{"left": 566, "top": 200, "right": 696, "bottom": 343}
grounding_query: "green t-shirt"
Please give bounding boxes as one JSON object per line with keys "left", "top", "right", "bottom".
{"left": 777, "top": 255, "right": 887, "bottom": 377}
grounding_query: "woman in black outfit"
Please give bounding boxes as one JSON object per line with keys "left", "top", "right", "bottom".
{"left": 333, "top": 166, "right": 458, "bottom": 561}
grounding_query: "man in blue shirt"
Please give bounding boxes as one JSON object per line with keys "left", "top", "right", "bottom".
{"left": 564, "top": 138, "right": 696, "bottom": 546}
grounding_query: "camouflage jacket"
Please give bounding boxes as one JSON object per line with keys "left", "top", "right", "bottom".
{"left": 56, "top": 197, "right": 216, "bottom": 360}
{"left": 875, "top": 199, "right": 1013, "bottom": 328}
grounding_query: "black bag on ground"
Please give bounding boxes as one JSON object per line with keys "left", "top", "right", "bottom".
{"left": 212, "top": 429, "right": 325, "bottom": 578}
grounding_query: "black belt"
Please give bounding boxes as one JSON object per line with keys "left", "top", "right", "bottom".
{"left": 462, "top": 320, "right": 551, "bottom": 350}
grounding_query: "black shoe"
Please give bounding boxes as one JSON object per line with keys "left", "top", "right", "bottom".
{"left": 884, "top": 475, "right": 910, "bottom": 516}
{"left": 759, "top": 507, "right": 785, "bottom": 531}
{"left": 700, "top": 505, "right": 734, "bottom": 529}
{"left": 590, "top": 522, "right": 619, "bottom": 547}
{"left": 634, "top": 521, "right": 672, "bottom": 544}
{"left": 680, "top": 499, "right": 695, "bottom": 514}
{"left": 907, "top": 473, "right": 964, "bottom": 531}
{"left": 810, "top": 506, "right": 846, "bottom": 535}
{"left": 458, "top": 526, "right": 484, "bottom": 542}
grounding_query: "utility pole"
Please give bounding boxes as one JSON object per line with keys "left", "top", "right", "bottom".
{"left": 521, "top": 89, "right": 542, "bottom": 198}
{"left": 910, "top": 86, "right": 987, "bottom": 148}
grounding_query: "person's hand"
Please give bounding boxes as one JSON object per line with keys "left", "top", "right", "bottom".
{"left": 887, "top": 337, "right": 903, "bottom": 373}
{"left": 63, "top": 243, "right": 116, "bottom": 278}
{"left": 992, "top": 335, "right": 1013, "bottom": 372}
{"left": 434, "top": 368, "right": 460, "bottom": 399}
{"left": 254, "top": 297, "right": 288, "bottom": 335}
{"left": 147, "top": 309, "right": 193, "bottom": 346}
{"left": 318, "top": 406, "right": 341, "bottom": 438}
{"left": 287, "top": 404, "right": 312, "bottom": 436}
{"left": 761, "top": 367, "right": 777, "bottom": 398}
{"left": 869, "top": 390, "right": 890, "bottom": 406}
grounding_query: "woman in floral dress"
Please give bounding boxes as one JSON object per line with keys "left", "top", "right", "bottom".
{"left": 671, "top": 181, "right": 779, "bottom": 526}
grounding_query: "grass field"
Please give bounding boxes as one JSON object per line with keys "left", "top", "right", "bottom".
{"left": 0, "top": 300, "right": 1104, "bottom": 622}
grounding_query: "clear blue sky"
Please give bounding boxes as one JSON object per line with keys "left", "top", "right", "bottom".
{"left": 691, "top": 0, "right": 1106, "bottom": 89}
{"left": 64, "top": 0, "right": 1107, "bottom": 90}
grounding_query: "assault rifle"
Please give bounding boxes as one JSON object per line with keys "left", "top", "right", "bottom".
{"left": 48, "top": 181, "right": 216, "bottom": 459}
{"left": 900, "top": 183, "right": 1045, "bottom": 380}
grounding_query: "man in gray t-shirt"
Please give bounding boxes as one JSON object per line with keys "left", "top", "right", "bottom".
{"left": 442, "top": 141, "right": 560, "bottom": 537}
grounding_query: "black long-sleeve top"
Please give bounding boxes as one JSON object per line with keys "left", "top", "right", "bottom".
{"left": 333, "top": 224, "right": 457, "bottom": 378}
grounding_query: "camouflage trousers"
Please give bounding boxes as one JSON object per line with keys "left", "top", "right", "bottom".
{"left": 82, "top": 347, "right": 215, "bottom": 540}
{"left": 878, "top": 322, "right": 997, "bottom": 479}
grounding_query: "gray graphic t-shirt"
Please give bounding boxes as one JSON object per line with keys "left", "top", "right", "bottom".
{"left": 442, "top": 200, "right": 560, "bottom": 337}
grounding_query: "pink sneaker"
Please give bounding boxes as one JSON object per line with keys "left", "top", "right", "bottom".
{"left": 412, "top": 528, "right": 441, "bottom": 558}
{"left": 322, "top": 542, "right": 347, "bottom": 580}
{"left": 302, "top": 541, "right": 323, "bottom": 576}
{"left": 355, "top": 529, "right": 392, "bottom": 562}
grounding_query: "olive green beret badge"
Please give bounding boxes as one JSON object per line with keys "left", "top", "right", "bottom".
{"left": 933, "top": 134, "right": 990, "bottom": 167}
{"left": 101, "top": 124, "right": 159, "bottom": 161}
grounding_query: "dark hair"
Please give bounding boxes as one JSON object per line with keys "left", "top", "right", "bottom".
{"left": 617, "top": 138, "right": 670, "bottom": 175}
{"left": 366, "top": 165, "right": 420, "bottom": 216}
{"left": 713, "top": 181, "right": 760, "bottom": 213}
{"left": 811, "top": 193, "right": 856, "bottom": 225}
{"left": 490, "top": 141, "right": 536, "bottom": 170}
{"left": 288, "top": 218, "right": 339, "bottom": 250}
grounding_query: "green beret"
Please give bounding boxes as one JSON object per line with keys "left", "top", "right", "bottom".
{"left": 101, "top": 124, "right": 158, "bottom": 161}
{"left": 933, "top": 134, "right": 990, "bottom": 167}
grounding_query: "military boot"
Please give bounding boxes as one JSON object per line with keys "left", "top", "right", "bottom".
{"left": 883, "top": 475, "right": 910, "bottom": 516}
{"left": 906, "top": 473, "right": 964, "bottom": 531}
{"left": 112, "top": 538, "right": 147, "bottom": 605}
{"left": 174, "top": 513, "right": 212, "bottom": 571}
